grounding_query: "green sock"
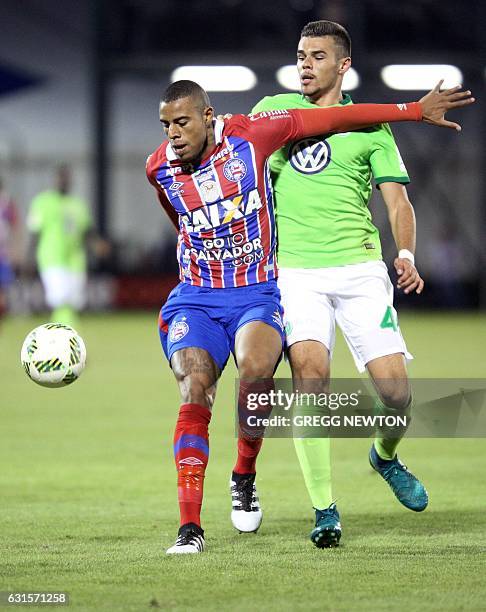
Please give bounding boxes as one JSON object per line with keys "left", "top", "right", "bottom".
{"left": 374, "top": 437, "right": 398, "bottom": 461}
{"left": 374, "top": 398, "right": 412, "bottom": 461}
{"left": 294, "top": 437, "right": 332, "bottom": 510}
{"left": 51, "top": 306, "right": 79, "bottom": 330}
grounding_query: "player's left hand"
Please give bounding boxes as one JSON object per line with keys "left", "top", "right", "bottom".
{"left": 394, "top": 257, "right": 424, "bottom": 295}
{"left": 419, "top": 81, "right": 475, "bottom": 131}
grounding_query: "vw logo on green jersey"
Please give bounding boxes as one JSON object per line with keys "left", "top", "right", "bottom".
{"left": 289, "top": 138, "right": 331, "bottom": 174}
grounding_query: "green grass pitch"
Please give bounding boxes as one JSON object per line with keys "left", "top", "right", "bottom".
{"left": 1, "top": 312, "right": 486, "bottom": 611}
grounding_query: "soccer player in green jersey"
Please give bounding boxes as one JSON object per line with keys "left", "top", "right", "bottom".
{"left": 27, "top": 166, "right": 93, "bottom": 329}
{"left": 252, "top": 20, "right": 467, "bottom": 547}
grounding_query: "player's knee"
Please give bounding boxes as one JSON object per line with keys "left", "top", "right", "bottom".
{"left": 378, "top": 386, "right": 411, "bottom": 411}
{"left": 294, "top": 365, "right": 330, "bottom": 381}
{"left": 238, "top": 358, "right": 275, "bottom": 380}
{"left": 291, "top": 362, "right": 330, "bottom": 388}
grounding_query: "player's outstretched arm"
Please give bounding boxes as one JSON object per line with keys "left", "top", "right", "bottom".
{"left": 222, "top": 85, "right": 475, "bottom": 157}
{"left": 419, "top": 81, "right": 475, "bottom": 131}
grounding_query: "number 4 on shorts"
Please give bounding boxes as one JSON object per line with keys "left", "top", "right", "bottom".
{"left": 380, "top": 306, "right": 398, "bottom": 331}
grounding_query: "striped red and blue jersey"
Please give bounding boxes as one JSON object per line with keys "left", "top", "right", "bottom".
{"left": 146, "top": 110, "right": 308, "bottom": 288}
{"left": 146, "top": 103, "right": 421, "bottom": 288}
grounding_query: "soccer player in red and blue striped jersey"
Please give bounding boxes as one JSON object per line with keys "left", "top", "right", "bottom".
{"left": 146, "top": 79, "right": 471, "bottom": 554}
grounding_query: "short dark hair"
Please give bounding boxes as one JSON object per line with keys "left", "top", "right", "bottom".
{"left": 301, "top": 20, "right": 351, "bottom": 58}
{"left": 161, "top": 80, "right": 211, "bottom": 111}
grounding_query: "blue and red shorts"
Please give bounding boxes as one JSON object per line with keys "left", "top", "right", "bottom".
{"left": 158, "top": 280, "right": 285, "bottom": 371}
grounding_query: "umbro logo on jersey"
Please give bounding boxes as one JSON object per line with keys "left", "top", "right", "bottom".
{"left": 289, "top": 138, "right": 331, "bottom": 174}
{"left": 169, "top": 182, "right": 184, "bottom": 190}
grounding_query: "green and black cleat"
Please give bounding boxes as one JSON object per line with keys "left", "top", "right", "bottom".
{"left": 310, "top": 503, "right": 342, "bottom": 548}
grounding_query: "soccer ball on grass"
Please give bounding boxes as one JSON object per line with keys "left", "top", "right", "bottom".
{"left": 20, "top": 323, "right": 87, "bottom": 388}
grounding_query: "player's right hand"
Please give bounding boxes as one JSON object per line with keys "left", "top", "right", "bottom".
{"left": 419, "top": 81, "right": 475, "bottom": 131}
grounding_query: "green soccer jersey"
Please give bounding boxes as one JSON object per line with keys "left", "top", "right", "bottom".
{"left": 27, "top": 190, "right": 92, "bottom": 272}
{"left": 252, "top": 93, "right": 410, "bottom": 268}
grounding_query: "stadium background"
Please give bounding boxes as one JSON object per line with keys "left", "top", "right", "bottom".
{"left": 1, "top": 1, "right": 485, "bottom": 610}
{"left": 1, "top": 0, "right": 485, "bottom": 311}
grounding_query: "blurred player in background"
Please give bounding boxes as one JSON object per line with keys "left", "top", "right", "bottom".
{"left": 0, "top": 177, "right": 19, "bottom": 324}
{"left": 27, "top": 165, "right": 108, "bottom": 329}
{"left": 252, "top": 20, "right": 474, "bottom": 548}
{"left": 146, "top": 79, "right": 472, "bottom": 554}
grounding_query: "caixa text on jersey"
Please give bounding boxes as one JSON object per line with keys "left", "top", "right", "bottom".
{"left": 180, "top": 189, "right": 263, "bottom": 232}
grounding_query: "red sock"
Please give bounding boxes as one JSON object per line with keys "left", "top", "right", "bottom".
{"left": 173, "top": 403, "right": 211, "bottom": 527}
{"left": 233, "top": 379, "right": 274, "bottom": 475}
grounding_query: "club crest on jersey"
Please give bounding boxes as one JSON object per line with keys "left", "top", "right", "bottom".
{"left": 223, "top": 158, "right": 247, "bottom": 182}
{"left": 169, "top": 320, "right": 189, "bottom": 342}
{"left": 181, "top": 188, "right": 262, "bottom": 232}
{"left": 289, "top": 138, "right": 331, "bottom": 174}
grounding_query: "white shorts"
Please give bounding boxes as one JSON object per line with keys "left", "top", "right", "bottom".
{"left": 40, "top": 268, "right": 87, "bottom": 310}
{"left": 278, "top": 261, "right": 412, "bottom": 373}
